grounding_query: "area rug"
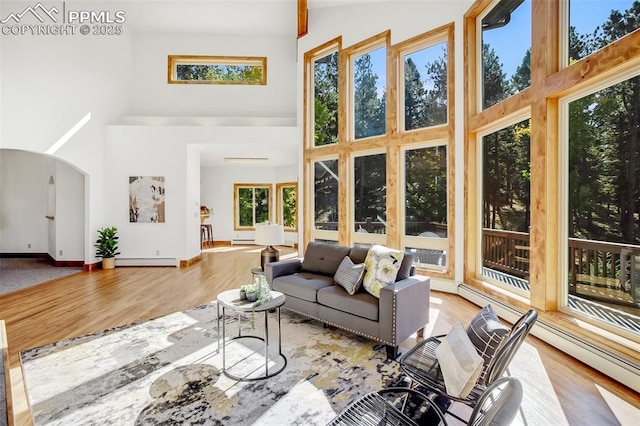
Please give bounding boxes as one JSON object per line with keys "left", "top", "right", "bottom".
{"left": 20, "top": 302, "right": 407, "bottom": 425}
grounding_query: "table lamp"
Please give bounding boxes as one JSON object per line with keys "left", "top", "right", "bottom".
{"left": 254, "top": 223, "right": 285, "bottom": 270}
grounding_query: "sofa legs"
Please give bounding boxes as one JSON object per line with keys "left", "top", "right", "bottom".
{"left": 386, "top": 345, "right": 399, "bottom": 360}
{"left": 417, "top": 326, "right": 425, "bottom": 338}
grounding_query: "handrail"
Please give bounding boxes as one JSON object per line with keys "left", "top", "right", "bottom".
{"left": 481, "top": 228, "right": 639, "bottom": 307}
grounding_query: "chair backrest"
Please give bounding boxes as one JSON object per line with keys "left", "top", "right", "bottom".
{"left": 468, "top": 377, "right": 523, "bottom": 426}
{"left": 484, "top": 309, "right": 538, "bottom": 385}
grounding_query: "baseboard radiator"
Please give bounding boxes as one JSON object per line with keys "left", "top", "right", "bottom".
{"left": 231, "top": 239, "right": 255, "bottom": 246}
{"left": 458, "top": 283, "right": 640, "bottom": 393}
{"left": 115, "top": 258, "right": 178, "bottom": 267}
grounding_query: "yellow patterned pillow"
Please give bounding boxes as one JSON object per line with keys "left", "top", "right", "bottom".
{"left": 362, "top": 245, "right": 405, "bottom": 298}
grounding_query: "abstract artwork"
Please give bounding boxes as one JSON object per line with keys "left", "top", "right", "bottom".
{"left": 129, "top": 176, "right": 165, "bottom": 223}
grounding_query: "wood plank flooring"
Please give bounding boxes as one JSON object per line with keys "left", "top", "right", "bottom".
{"left": 1, "top": 245, "right": 638, "bottom": 425}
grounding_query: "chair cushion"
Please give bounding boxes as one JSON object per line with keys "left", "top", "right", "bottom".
{"left": 317, "top": 285, "right": 379, "bottom": 321}
{"left": 362, "top": 245, "right": 405, "bottom": 298}
{"left": 271, "top": 272, "right": 335, "bottom": 302}
{"left": 301, "top": 242, "right": 352, "bottom": 276}
{"left": 334, "top": 256, "right": 366, "bottom": 295}
{"left": 466, "top": 304, "right": 510, "bottom": 381}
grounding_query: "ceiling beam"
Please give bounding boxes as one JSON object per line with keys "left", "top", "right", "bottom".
{"left": 298, "top": 0, "right": 308, "bottom": 38}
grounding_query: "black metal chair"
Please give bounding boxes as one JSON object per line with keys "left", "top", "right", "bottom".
{"left": 327, "top": 387, "right": 448, "bottom": 426}
{"left": 467, "top": 377, "right": 523, "bottom": 426}
{"left": 399, "top": 309, "right": 538, "bottom": 421}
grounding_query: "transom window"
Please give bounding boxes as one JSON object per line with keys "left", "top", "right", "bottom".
{"left": 168, "top": 55, "right": 267, "bottom": 85}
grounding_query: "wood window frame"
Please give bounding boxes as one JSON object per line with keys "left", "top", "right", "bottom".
{"left": 303, "top": 24, "right": 455, "bottom": 280}
{"left": 276, "top": 182, "right": 298, "bottom": 232}
{"left": 167, "top": 55, "right": 267, "bottom": 85}
{"left": 233, "top": 183, "right": 273, "bottom": 231}
{"left": 464, "top": 0, "right": 640, "bottom": 356}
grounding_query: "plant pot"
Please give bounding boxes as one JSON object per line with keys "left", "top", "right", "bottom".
{"left": 239, "top": 290, "right": 247, "bottom": 300}
{"left": 102, "top": 257, "right": 116, "bottom": 270}
{"left": 246, "top": 292, "right": 257, "bottom": 302}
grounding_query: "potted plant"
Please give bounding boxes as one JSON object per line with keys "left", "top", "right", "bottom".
{"left": 95, "top": 226, "right": 121, "bottom": 269}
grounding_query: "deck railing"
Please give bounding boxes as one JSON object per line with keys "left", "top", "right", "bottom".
{"left": 481, "top": 228, "right": 640, "bottom": 308}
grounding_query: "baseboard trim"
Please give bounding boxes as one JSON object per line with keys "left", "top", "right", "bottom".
{"left": 180, "top": 254, "right": 202, "bottom": 268}
{"left": 458, "top": 283, "right": 640, "bottom": 393}
{"left": 84, "top": 262, "right": 101, "bottom": 271}
{"left": 1, "top": 252, "right": 83, "bottom": 268}
{"left": 213, "top": 240, "right": 232, "bottom": 247}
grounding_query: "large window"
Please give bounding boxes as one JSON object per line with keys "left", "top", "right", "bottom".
{"left": 403, "top": 41, "right": 448, "bottom": 131}
{"left": 234, "top": 184, "right": 271, "bottom": 230}
{"left": 313, "top": 51, "right": 339, "bottom": 147}
{"left": 167, "top": 55, "right": 266, "bottom": 85}
{"left": 314, "top": 159, "right": 339, "bottom": 231}
{"left": 277, "top": 182, "right": 298, "bottom": 231}
{"left": 567, "top": 0, "right": 637, "bottom": 65}
{"left": 305, "top": 26, "right": 454, "bottom": 278}
{"left": 404, "top": 144, "right": 448, "bottom": 269}
{"left": 352, "top": 46, "right": 386, "bottom": 140}
{"left": 481, "top": 118, "right": 531, "bottom": 294}
{"left": 353, "top": 153, "right": 386, "bottom": 234}
{"left": 564, "top": 74, "right": 640, "bottom": 329}
{"left": 481, "top": 0, "right": 531, "bottom": 109}
{"left": 466, "top": 0, "right": 640, "bottom": 345}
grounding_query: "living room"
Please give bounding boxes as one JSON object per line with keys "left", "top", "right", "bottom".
{"left": 1, "top": 0, "right": 640, "bottom": 424}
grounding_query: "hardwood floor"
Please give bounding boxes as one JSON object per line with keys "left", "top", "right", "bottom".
{"left": 1, "top": 245, "right": 638, "bottom": 425}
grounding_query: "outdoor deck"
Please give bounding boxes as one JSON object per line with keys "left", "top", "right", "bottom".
{"left": 482, "top": 267, "right": 640, "bottom": 334}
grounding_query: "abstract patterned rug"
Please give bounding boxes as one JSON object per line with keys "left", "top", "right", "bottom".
{"left": 21, "top": 303, "right": 406, "bottom": 425}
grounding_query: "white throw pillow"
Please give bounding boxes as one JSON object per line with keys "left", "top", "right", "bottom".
{"left": 362, "top": 245, "right": 405, "bottom": 298}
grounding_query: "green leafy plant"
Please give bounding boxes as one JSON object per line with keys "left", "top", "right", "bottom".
{"left": 95, "top": 227, "right": 121, "bottom": 259}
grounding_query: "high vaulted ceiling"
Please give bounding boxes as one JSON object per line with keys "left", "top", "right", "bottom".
{"left": 113, "top": 0, "right": 392, "bottom": 36}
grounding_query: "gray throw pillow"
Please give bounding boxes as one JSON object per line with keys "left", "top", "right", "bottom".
{"left": 466, "top": 304, "right": 510, "bottom": 382}
{"left": 334, "top": 256, "right": 366, "bottom": 295}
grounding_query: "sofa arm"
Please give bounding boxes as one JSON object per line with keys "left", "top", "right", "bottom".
{"left": 265, "top": 259, "right": 302, "bottom": 284}
{"left": 379, "top": 275, "right": 430, "bottom": 346}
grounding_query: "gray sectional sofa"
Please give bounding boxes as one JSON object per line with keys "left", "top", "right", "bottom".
{"left": 265, "top": 241, "right": 431, "bottom": 359}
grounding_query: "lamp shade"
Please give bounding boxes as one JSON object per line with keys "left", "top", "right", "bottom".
{"left": 254, "top": 223, "right": 284, "bottom": 246}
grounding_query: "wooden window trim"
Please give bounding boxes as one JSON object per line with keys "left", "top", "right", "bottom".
{"left": 303, "top": 25, "right": 455, "bottom": 281}
{"left": 276, "top": 182, "right": 298, "bottom": 232}
{"left": 167, "top": 55, "right": 267, "bottom": 85}
{"left": 233, "top": 183, "right": 273, "bottom": 231}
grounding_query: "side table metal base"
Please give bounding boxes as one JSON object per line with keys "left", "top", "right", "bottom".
{"left": 216, "top": 293, "right": 287, "bottom": 381}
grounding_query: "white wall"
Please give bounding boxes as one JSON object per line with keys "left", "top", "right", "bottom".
{"left": 0, "top": 1, "right": 133, "bottom": 262}
{"left": 130, "top": 32, "right": 297, "bottom": 118}
{"left": 0, "top": 150, "right": 52, "bottom": 253}
{"left": 55, "top": 161, "right": 85, "bottom": 261}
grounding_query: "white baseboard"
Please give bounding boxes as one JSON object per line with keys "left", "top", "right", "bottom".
{"left": 116, "top": 258, "right": 178, "bottom": 267}
{"left": 458, "top": 284, "right": 640, "bottom": 393}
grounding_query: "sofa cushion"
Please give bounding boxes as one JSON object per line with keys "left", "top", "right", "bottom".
{"left": 349, "top": 245, "right": 370, "bottom": 264}
{"left": 396, "top": 252, "right": 414, "bottom": 281}
{"left": 334, "top": 256, "right": 365, "bottom": 295}
{"left": 317, "top": 285, "right": 379, "bottom": 321}
{"left": 272, "top": 272, "right": 335, "bottom": 303}
{"left": 362, "top": 245, "right": 405, "bottom": 298}
{"left": 301, "top": 242, "right": 352, "bottom": 276}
